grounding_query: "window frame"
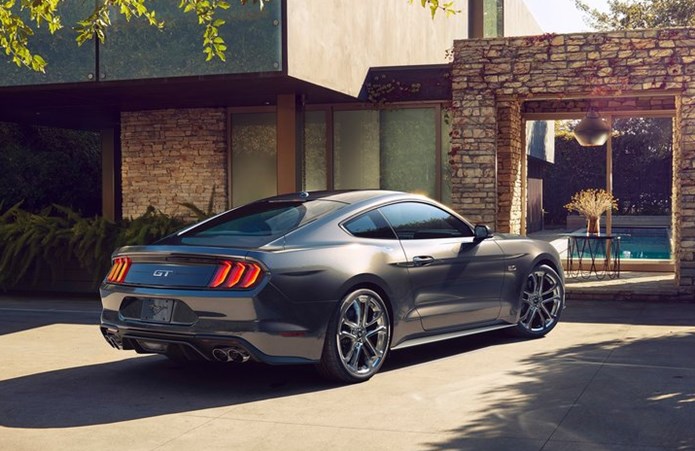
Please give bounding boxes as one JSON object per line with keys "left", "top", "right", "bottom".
{"left": 377, "top": 201, "right": 475, "bottom": 240}
{"left": 340, "top": 200, "right": 474, "bottom": 241}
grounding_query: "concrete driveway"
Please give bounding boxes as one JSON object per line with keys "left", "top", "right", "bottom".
{"left": 0, "top": 296, "right": 693, "bottom": 451}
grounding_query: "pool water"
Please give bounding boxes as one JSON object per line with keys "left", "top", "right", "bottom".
{"left": 572, "top": 227, "right": 671, "bottom": 260}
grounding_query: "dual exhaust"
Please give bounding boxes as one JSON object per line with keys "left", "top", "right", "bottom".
{"left": 212, "top": 346, "right": 251, "bottom": 363}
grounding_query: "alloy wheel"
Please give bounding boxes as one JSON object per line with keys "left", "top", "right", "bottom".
{"left": 336, "top": 290, "right": 390, "bottom": 378}
{"left": 519, "top": 266, "right": 563, "bottom": 334}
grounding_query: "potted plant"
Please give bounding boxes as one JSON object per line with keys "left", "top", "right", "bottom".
{"left": 564, "top": 189, "right": 617, "bottom": 234}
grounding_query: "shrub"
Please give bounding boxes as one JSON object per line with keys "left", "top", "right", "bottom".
{"left": 0, "top": 203, "right": 187, "bottom": 290}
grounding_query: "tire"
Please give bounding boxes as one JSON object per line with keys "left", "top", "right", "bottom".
{"left": 510, "top": 264, "right": 564, "bottom": 338}
{"left": 317, "top": 288, "right": 391, "bottom": 383}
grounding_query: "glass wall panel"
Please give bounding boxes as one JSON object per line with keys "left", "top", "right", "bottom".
{"left": 100, "top": 2, "right": 282, "bottom": 80}
{"left": 232, "top": 113, "right": 276, "bottom": 206}
{"left": 483, "top": 0, "right": 504, "bottom": 38}
{"left": 380, "top": 109, "right": 436, "bottom": 197}
{"left": 0, "top": 0, "right": 95, "bottom": 86}
{"left": 304, "top": 111, "right": 327, "bottom": 191}
{"left": 333, "top": 111, "right": 380, "bottom": 190}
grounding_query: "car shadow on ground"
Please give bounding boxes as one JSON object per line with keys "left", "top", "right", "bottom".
{"left": 0, "top": 330, "right": 517, "bottom": 429}
{"left": 418, "top": 331, "right": 695, "bottom": 450}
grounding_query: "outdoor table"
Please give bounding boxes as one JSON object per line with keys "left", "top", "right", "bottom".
{"left": 566, "top": 233, "right": 621, "bottom": 280}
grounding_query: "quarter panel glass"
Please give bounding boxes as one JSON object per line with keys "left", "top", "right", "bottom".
{"left": 343, "top": 210, "right": 397, "bottom": 240}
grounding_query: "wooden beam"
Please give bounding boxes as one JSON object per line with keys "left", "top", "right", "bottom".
{"left": 499, "top": 89, "right": 682, "bottom": 102}
{"left": 277, "top": 94, "right": 301, "bottom": 194}
{"left": 522, "top": 110, "right": 676, "bottom": 121}
{"left": 101, "top": 128, "right": 120, "bottom": 221}
{"left": 468, "top": 0, "right": 484, "bottom": 38}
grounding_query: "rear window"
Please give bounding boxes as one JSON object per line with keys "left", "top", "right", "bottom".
{"left": 160, "top": 200, "right": 346, "bottom": 248}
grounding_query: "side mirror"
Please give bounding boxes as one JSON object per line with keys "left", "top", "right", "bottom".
{"left": 474, "top": 224, "right": 492, "bottom": 241}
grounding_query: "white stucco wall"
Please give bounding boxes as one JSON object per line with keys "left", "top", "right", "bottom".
{"left": 286, "top": 0, "right": 469, "bottom": 98}
{"left": 504, "top": 0, "right": 543, "bottom": 36}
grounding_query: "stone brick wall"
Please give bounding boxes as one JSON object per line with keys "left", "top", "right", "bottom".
{"left": 121, "top": 109, "right": 228, "bottom": 219}
{"left": 448, "top": 97, "right": 498, "bottom": 226}
{"left": 451, "top": 28, "right": 695, "bottom": 292}
{"left": 496, "top": 100, "right": 523, "bottom": 233}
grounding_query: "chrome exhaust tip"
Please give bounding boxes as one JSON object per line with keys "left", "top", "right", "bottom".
{"left": 103, "top": 333, "right": 122, "bottom": 349}
{"left": 212, "top": 346, "right": 251, "bottom": 363}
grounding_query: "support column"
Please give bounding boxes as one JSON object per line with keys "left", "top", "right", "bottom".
{"left": 468, "top": 0, "right": 484, "bottom": 39}
{"left": 677, "top": 91, "right": 695, "bottom": 291}
{"left": 277, "top": 94, "right": 303, "bottom": 194}
{"left": 606, "top": 115, "right": 613, "bottom": 236}
{"left": 496, "top": 100, "right": 523, "bottom": 234}
{"left": 101, "top": 127, "right": 121, "bottom": 221}
{"left": 450, "top": 93, "right": 498, "bottom": 227}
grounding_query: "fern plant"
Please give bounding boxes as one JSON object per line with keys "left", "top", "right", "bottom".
{"left": 179, "top": 185, "right": 219, "bottom": 221}
{"left": 0, "top": 203, "right": 188, "bottom": 291}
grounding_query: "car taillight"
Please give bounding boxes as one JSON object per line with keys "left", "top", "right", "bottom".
{"left": 209, "top": 260, "right": 263, "bottom": 289}
{"left": 106, "top": 257, "right": 132, "bottom": 283}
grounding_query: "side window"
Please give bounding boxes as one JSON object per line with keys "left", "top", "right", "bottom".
{"left": 379, "top": 202, "right": 473, "bottom": 240}
{"left": 343, "top": 210, "right": 397, "bottom": 240}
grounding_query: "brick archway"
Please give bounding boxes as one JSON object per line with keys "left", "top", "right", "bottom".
{"left": 450, "top": 28, "right": 694, "bottom": 292}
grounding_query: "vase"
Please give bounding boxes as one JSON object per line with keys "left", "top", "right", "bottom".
{"left": 586, "top": 216, "right": 600, "bottom": 235}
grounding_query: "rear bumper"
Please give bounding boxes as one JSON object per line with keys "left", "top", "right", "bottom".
{"left": 99, "top": 283, "right": 336, "bottom": 364}
{"left": 100, "top": 323, "right": 321, "bottom": 364}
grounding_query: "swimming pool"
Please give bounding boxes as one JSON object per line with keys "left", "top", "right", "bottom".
{"left": 572, "top": 227, "right": 672, "bottom": 260}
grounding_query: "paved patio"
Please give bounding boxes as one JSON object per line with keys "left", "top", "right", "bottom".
{"left": 1, "top": 297, "right": 694, "bottom": 450}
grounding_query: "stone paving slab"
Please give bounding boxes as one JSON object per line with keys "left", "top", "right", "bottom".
{"left": 0, "top": 298, "right": 693, "bottom": 450}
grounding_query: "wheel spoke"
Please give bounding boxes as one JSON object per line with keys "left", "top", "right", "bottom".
{"left": 343, "top": 342, "right": 355, "bottom": 363}
{"left": 363, "top": 339, "right": 380, "bottom": 360}
{"left": 360, "top": 298, "right": 371, "bottom": 327}
{"left": 534, "top": 272, "right": 544, "bottom": 295}
{"left": 339, "top": 331, "right": 357, "bottom": 341}
{"left": 365, "top": 325, "right": 386, "bottom": 338}
{"left": 348, "top": 343, "right": 362, "bottom": 369}
{"left": 541, "top": 277, "right": 558, "bottom": 296}
{"left": 366, "top": 309, "right": 383, "bottom": 327}
{"left": 523, "top": 307, "right": 538, "bottom": 328}
{"left": 536, "top": 306, "right": 549, "bottom": 325}
{"left": 351, "top": 300, "right": 362, "bottom": 327}
{"left": 342, "top": 319, "right": 359, "bottom": 329}
{"left": 540, "top": 303, "right": 554, "bottom": 322}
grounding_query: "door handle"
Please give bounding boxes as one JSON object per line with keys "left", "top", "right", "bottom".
{"left": 413, "top": 256, "right": 435, "bottom": 266}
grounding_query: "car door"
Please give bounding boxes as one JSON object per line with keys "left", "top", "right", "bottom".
{"left": 378, "top": 202, "right": 505, "bottom": 331}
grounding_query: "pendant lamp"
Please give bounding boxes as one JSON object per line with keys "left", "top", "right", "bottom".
{"left": 573, "top": 108, "right": 611, "bottom": 146}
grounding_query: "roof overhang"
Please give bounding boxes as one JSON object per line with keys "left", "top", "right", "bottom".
{"left": 0, "top": 72, "right": 356, "bottom": 129}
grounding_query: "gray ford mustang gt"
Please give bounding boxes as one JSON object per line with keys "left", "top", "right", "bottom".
{"left": 100, "top": 190, "right": 565, "bottom": 383}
